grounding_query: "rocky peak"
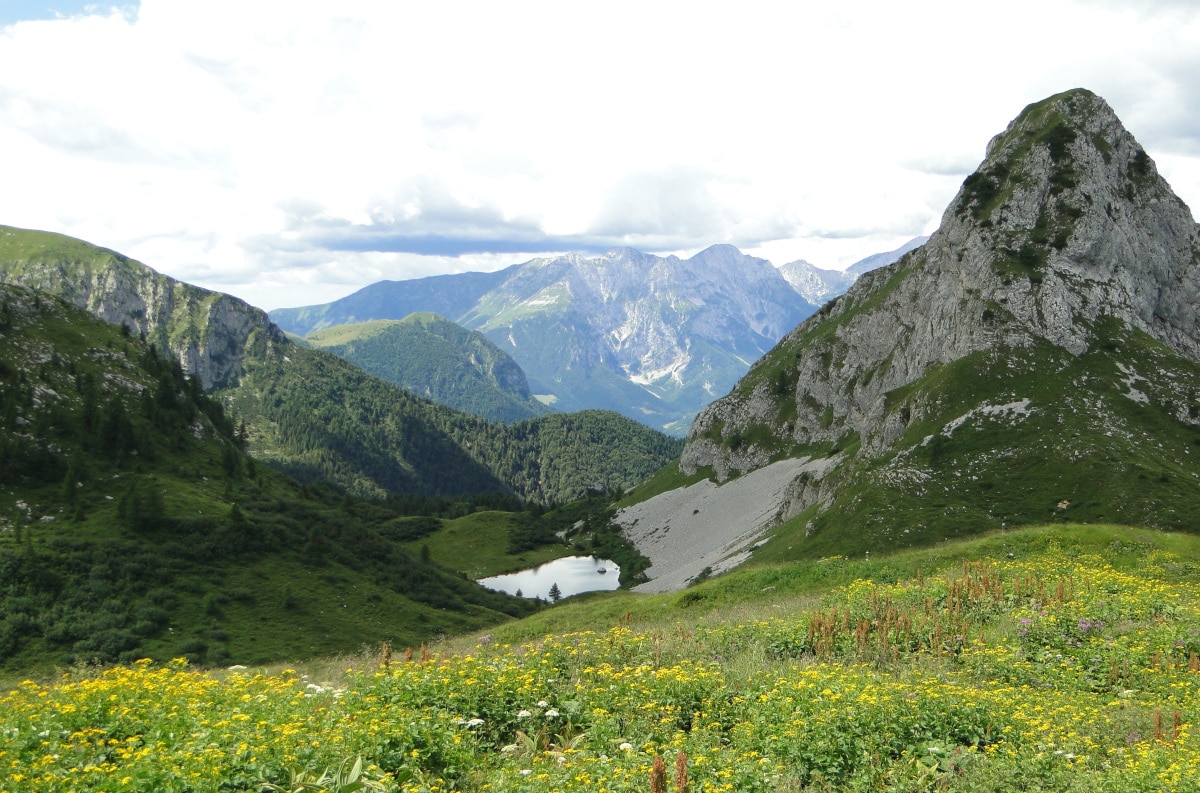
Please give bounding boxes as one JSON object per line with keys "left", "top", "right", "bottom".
{"left": 0, "top": 226, "right": 287, "bottom": 390}
{"left": 682, "top": 88, "right": 1200, "bottom": 479}
{"left": 778, "top": 259, "right": 855, "bottom": 304}
{"left": 943, "top": 88, "right": 1200, "bottom": 358}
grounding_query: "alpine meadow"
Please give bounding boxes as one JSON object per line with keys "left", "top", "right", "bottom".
{"left": 3, "top": 88, "right": 1200, "bottom": 793}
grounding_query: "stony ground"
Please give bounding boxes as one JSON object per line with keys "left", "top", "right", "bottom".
{"left": 616, "top": 457, "right": 827, "bottom": 592}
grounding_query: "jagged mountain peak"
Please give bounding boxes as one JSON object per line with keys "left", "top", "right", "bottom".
{"left": 937, "top": 87, "right": 1200, "bottom": 359}
{"left": 687, "top": 88, "right": 1200, "bottom": 474}
{"left": 675, "top": 89, "right": 1200, "bottom": 557}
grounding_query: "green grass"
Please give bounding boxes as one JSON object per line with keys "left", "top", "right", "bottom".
{"left": 304, "top": 314, "right": 454, "bottom": 347}
{"left": 707, "top": 310, "right": 1200, "bottom": 568}
{"left": 404, "top": 511, "right": 570, "bottom": 579}
{"left": 0, "top": 285, "right": 540, "bottom": 677}
{"left": 614, "top": 460, "right": 713, "bottom": 508}
{"left": 7, "top": 522, "right": 1200, "bottom": 792}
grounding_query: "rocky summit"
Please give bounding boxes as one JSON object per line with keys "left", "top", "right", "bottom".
{"left": 631, "top": 89, "right": 1200, "bottom": 573}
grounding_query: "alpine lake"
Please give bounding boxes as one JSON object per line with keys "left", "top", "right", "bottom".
{"left": 477, "top": 556, "right": 620, "bottom": 600}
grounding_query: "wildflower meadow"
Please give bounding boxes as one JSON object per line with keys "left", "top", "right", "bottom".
{"left": 3, "top": 531, "right": 1199, "bottom": 791}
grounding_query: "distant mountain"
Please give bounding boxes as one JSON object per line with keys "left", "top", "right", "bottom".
{"left": 271, "top": 265, "right": 520, "bottom": 331}
{"left": 305, "top": 314, "right": 553, "bottom": 423}
{"left": 273, "top": 245, "right": 820, "bottom": 435}
{"left": 626, "top": 88, "right": 1200, "bottom": 580}
{"left": 777, "top": 259, "right": 855, "bottom": 304}
{"left": 845, "top": 235, "right": 929, "bottom": 276}
{"left": 0, "top": 226, "right": 681, "bottom": 503}
{"left": 777, "top": 238, "right": 929, "bottom": 306}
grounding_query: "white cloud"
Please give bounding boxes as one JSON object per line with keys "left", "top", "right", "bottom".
{"left": 0, "top": 0, "right": 1197, "bottom": 310}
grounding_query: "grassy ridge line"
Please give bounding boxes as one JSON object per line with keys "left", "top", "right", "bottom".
{"left": 4, "top": 523, "right": 1198, "bottom": 792}
{"left": 0, "top": 226, "right": 682, "bottom": 504}
{"left": 305, "top": 315, "right": 553, "bottom": 424}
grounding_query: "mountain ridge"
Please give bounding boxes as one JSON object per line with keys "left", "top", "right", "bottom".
{"left": 0, "top": 226, "right": 285, "bottom": 391}
{"left": 273, "top": 244, "right": 821, "bottom": 434}
{"left": 0, "top": 227, "right": 682, "bottom": 503}
{"left": 621, "top": 88, "right": 1200, "bottom": 583}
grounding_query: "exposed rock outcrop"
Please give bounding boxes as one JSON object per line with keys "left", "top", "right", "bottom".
{"left": 0, "top": 227, "right": 287, "bottom": 389}
{"left": 684, "top": 89, "right": 1200, "bottom": 480}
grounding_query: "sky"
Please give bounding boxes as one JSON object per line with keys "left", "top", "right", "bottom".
{"left": 1, "top": 2, "right": 1198, "bottom": 312}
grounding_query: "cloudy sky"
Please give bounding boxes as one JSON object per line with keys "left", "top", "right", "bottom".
{"left": 1, "top": 1, "right": 1198, "bottom": 311}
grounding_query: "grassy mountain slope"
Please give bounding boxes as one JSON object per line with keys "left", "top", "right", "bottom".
{"left": 269, "top": 265, "right": 520, "bottom": 335}
{"left": 217, "top": 337, "right": 681, "bottom": 503}
{"left": 0, "top": 284, "right": 539, "bottom": 674}
{"left": 755, "top": 323, "right": 1200, "bottom": 561}
{"left": 7, "top": 523, "right": 1200, "bottom": 791}
{"left": 0, "top": 226, "right": 681, "bottom": 504}
{"left": 305, "top": 314, "right": 553, "bottom": 423}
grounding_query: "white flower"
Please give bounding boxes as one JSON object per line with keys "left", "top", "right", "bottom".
{"left": 501, "top": 744, "right": 518, "bottom": 754}
{"left": 519, "top": 769, "right": 532, "bottom": 776}
{"left": 619, "top": 742, "right": 634, "bottom": 752}
{"left": 537, "top": 700, "right": 549, "bottom": 708}
{"left": 545, "top": 708, "right": 560, "bottom": 718}
{"left": 517, "top": 709, "right": 532, "bottom": 719}
{"left": 459, "top": 718, "right": 485, "bottom": 728}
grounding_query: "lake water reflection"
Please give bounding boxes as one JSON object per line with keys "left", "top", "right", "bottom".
{"left": 477, "top": 556, "right": 620, "bottom": 600}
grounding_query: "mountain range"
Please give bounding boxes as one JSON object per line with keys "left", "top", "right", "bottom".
{"left": 0, "top": 227, "right": 681, "bottom": 503}
{"left": 271, "top": 242, "right": 921, "bottom": 434}
{"left": 5, "top": 84, "right": 1194, "bottom": 675}
{"left": 616, "top": 88, "right": 1200, "bottom": 588}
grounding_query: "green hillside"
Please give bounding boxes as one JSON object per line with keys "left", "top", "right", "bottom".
{"left": 0, "top": 225, "right": 682, "bottom": 505}
{"left": 0, "top": 284, "right": 539, "bottom": 674}
{"left": 217, "top": 339, "right": 681, "bottom": 503}
{"left": 711, "top": 313, "right": 1200, "bottom": 563}
{"left": 5, "top": 523, "right": 1199, "bottom": 792}
{"left": 306, "top": 314, "right": 553, "bottom": 423}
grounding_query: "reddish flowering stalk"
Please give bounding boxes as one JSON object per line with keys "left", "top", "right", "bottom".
{"left": 674, "top": 750, "right": 690, "bottom": 793}
{"left": 650, "top": 755, "right": 667, "bottom": 793}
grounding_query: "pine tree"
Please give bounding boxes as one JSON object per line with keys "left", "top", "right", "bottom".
{"left": 548, "top": 582, "right": 562, "bottom": 602}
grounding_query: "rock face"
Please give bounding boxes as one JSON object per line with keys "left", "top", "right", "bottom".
{"left": 667, "top": 89, "right": 1200, "bottom": 560}
{"left": 686, "top": 89, "right": 1200, "bottom": 475}
{"left": 0, "top": 227, "right": 286, "bottom": 389}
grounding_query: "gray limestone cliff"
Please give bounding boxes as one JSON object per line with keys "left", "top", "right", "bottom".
{"left": 0, "top": 226, "right": 287, "bottom": 389}
{"left": 682, "top": 89, "right": 1200, "bottom": 482}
